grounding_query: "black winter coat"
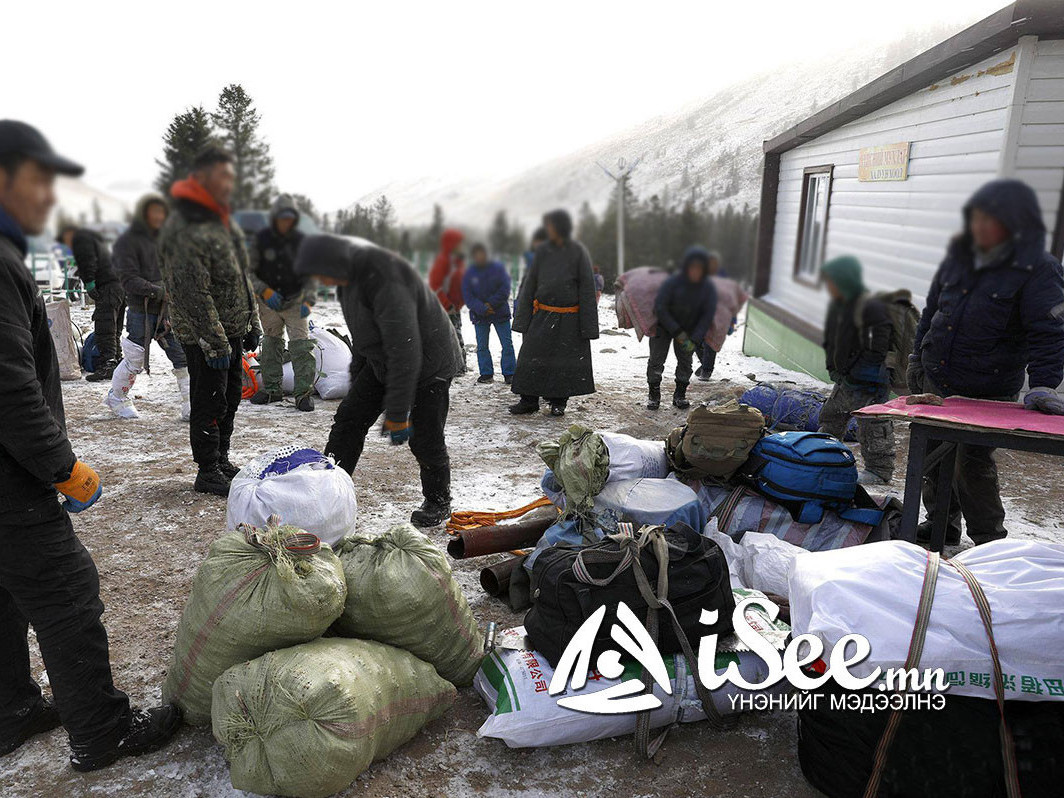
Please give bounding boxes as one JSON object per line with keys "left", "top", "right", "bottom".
{"left": 915, "top": 180, "right": 1064, "bottom": 397}
{"left": 113, "top": 219, "right": 166, "bottom": 314}
{"left": 250, "top": 226, "right": 309, "bottom": 306}
{"left": 654, "top": 273, "right": 717, "bottom": 342}
{"left": 511, "top": 239, "right": 599, "bottom": 398}
{"left": 71, "top": 228, "right": 119, "bottom": 287}
{"left": 0, "top": 230, "right": 76, "bottom": 507}
{"left": 823, "top": 294, "right": 891, "bottom": 382}
{"left": 337, "top": 246, "right": 463, "bottom": 423}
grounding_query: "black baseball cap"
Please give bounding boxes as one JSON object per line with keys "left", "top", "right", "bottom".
{"left": 0, "top": 120, "right": 84, "bottom": 177}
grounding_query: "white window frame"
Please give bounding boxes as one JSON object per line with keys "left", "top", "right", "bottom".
{"left": 794, "top": 165, "right": 834, "bottom": 285}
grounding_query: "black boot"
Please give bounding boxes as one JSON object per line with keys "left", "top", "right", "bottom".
{"left": 509, "top": 397, "right": 540, "bottom": 415}
{"left": 69, "top": 705, "right": 182, "bottom": 773}
{"left": 673, "top": 383, "right": 691, "bottom": 410}
{"left": 646, "top": 384, "right": 661, "bottom": 410}
{"left": 477, "top": 374, "right": 495, "bottom": 384}
{"left": 250, "top": 389, "right": 283, "bottom": 405}
{"left": 410, "top": 498, "right": 451, "bottom": 528}
{"left": 549, "top": 402, "right": 566, "bottom": 417}
{"left": 86, "top": 361, "right": 117, "bottom": 381}
{"left": 217, "top": 457, "right": 241, "bottom": 481}
{"left": 194, "top": 465, "right": 231, "bottom": 497}
{"left": 0, "top": 697, "right": 62, "bottom": 756}
{"left": 915, "top": 519, "right": 961, "bottom": 547}
{"left": 295, "top": 393, "right": 315, "bottom": 412}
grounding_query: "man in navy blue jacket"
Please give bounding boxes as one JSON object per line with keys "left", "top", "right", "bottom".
{"left": 648, "top": 246, "right": 718, "bottom": 410}
{"left": 462, "top": 242, "right": 516, "bottom": 384}
{"left": 908, "top": 178, "right": 1064, "bottom": 545}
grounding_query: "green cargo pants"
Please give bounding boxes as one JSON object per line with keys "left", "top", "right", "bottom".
{"left": 256, "top": 297, "right": 316, "bottom": 397}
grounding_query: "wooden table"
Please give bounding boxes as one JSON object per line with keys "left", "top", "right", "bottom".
{"left": 855, "top": 397, "right": 1064, "bottom": 552}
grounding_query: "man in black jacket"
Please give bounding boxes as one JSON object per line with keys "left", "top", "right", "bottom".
{"left": 907, "top": 179, "right": 1064, "bottom": 545}
{"left": 0, "top": 120, "right": 179, "bottom": 769}
{"left": 817, "top": 255, "right": 895, "bottom": 485}
{"left": 66, "top": 226, "right": 126, "bottom": 381}
{"left": 105, "top": 193, "right": 189, "bottom": 420}
{"left": 249, "top": 195, "right": 316, "bottom": 411}
{"left": 294, "top": 235, "right": 463, "bottom": 527}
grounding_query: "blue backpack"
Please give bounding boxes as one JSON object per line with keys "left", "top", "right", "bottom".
{"left": 741, "top": 431, "right": 883, "bottom": 526}
{"left": 81, "top": 332, "right": 99, "bottom": 373}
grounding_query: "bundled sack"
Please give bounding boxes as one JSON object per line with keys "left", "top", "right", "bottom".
{"left": 163, "top": 520, "right": 347, "bottom": 725}
{"left": 212, "top": 637, "right": 455, "bottom": 798}
{"left": 666, "top": 400, "right": 764, "bottom": 480}
{"left": 45, "top": 299, "right": 81, "bottom": 380}
{"left": 738, "top": 431, "right": 882, "bottom": 526}
{"left": 281, "top": 322, "right": 353, "bottom": 399}
{"left": 789, "top": 539, "right": 1064, "bottom": 702}
{"left": 333, "top": 524, "right": 483, "bottom": 686}
{"left": 694, "top": 483, "right": 889, "bottom": 552}
{"left": 524, "top": 522, "right": 734, "bottom": 668}
{"left": 478, "top": 592, "right": 790, "bottom": 748}
{"left": 226, "top": 446, "right": 357, "bottom": 547}
{"left": 704, "top": 276, "right": 749, "bottom": 353}
{"left": 741, "top": 382, "right": 857, "bottom": 440}
{"left": 797, "top": 681, "right": 1064, "bottom": 798}
{"left": 704, "top": 521, "right": 806, "bottom": 597}
{"left": 538, "top": 425, "right": 669, "bottom": 516}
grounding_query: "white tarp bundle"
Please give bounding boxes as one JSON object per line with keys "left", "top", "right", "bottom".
{"left": 600, "top": 432, "right": 669, "bottom": 482}
{"left": 227, "top": 447, "right": 357, "bottom": 547}
{"left": 703, "top": 520, "right": 806, "bottom": 598}
{"left": 281, "top": 324, "right": 352, "bottom": 399}
{"left": 789, "top": 539, "right": 1064, "bottom": 701}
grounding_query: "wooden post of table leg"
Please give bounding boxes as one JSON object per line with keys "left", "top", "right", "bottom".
{"left": 930, "top": 441, "right": 957, "bottom": 553}
{"left": 899, "top": 423, "right": 929, "bottom": 542}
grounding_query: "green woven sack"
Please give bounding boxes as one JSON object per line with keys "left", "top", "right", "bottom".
{"left": 537, "top": 424, "right": 610, "bottom": 515}
{"left": 212, "top": 638, "right": 456, "bottom": 798}
{"left": 163, "top": 520, "right": 347, "bottom": 725}
{"left": 333, "top": 523, "right": 483, "bottom": 686}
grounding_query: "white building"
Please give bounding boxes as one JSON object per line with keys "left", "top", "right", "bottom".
{"left": 746, "top": 0, "right": 1064, "bottom": 380}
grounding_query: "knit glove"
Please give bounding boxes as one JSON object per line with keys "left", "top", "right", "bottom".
{"left": 55, "top": 460, "right": 102, "bottom": 513}
{"left": 676, "top": 332, "right": 696, "bottom": 354}
{"left": 382, "top": 419, "right": 413, "bottom": 446}
{"left": 1025, "top": 388, "right": 1064, "bottom": 415}
{"left": 906, "top": 357, "right": 925, "bottom": 395}
{"left": 262, "top": 289, "right": 284, "bottom": 311}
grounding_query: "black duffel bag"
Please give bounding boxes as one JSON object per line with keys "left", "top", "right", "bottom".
{"left": 524, "top": 521, "right": 734, "bottom": 670}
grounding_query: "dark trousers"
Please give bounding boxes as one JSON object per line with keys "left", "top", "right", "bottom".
{"left": 326, "top": 367, "right": 452, "bottom": 504}
{"left": 696, "top": 344, "right": 717, "bottom": 378}
{"left": 647, "top": 334, "right": 693, "bottom": 387}
{"left": 0, "top": 495, "right": 129, "bottom": 745}
{"left": 92, "top": 283, "right": 126, "bottom": 365}
{"left": 185, "top": 337, "right": 243, "bottom": 468}
{"left": 919, "top": 376, "right": 1009, "bottom": 543}
{"left": 448, "top": 310, "right": 466, "bottom": 369}
{"left": 126, "top": 309, "right": 186, "bottom": 368}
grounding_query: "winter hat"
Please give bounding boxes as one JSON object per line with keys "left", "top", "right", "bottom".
{"left": 821, "top": 255, "right": 865, "bottom": 301}
{"left": 963, "top": 179, "right": 1045, "bottom": 244}
{"left": 295, "top": 234, "right": 356, "bottom": 280}
{"left": 682, "top": 245, "right": 712, "bottom": 275}
{"left": 543, "top": 209, "right": 573, "bottom": 241}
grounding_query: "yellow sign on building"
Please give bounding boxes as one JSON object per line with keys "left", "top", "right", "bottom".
{"left": 858, "top": 142, "right": 911, "bottom": 182}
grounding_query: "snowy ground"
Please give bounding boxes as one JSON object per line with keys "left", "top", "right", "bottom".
{"left": 4, "top": 298, "right": 1062, "bottom": 798}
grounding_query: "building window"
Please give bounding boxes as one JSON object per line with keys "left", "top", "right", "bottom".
{"left": 794, "top": 165, "right": 833, "bottom": 283}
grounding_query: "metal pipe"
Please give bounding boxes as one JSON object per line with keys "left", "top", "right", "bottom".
{"left": 446, "top": 505, "right": 557, "bottom": 559}
{"left": 479, "top": 556, "right": 524, "bottom": 597}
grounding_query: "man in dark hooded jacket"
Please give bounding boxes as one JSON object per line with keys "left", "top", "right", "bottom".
{"left": 817, "top": 255, "right": 895, "bottom": 484}
{"left": 248, "top": 195, "right": 315, "bottom": 411}
{"left": 509, "top": 209, "right": 598, "bottom": 417}
{"left": 104, "top": 193, "right": 189, "bottom": 421}
{"left": 907, "top": 178, "right": 1064, "bottom": 545}
{"left": 68, "top": 226, "right": 125, "bottom": 380}
{"left": 294, "top": 235, "right": 464, "bottom": 527}
{"left": 648, "top": 245, "right": 717, "bottom": 410}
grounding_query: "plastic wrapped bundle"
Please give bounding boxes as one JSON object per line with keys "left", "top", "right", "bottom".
{"left": 333, "top": 524, "right": 483, "bottom": 686}
{"left": 163, "top": 520, "right": 347, "bottom": 725}
{"left": 212, "top": 637, "right": 456, "bottom": 798}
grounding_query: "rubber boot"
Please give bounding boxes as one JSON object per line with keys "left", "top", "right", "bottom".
{"left": 289, "top": 337, "right": 318, "bottom": 399}
{"left": 104, "top": 338, "right": 143, "bottom": 419}
{"left": 646, "top": 384, "right": 661, "bottom": 410}
{"left": 257, "top": 334, "right": 286, "bottom": 397}
{"left": 173, "top": 367, "right": 191, "bottom": 421}
{"left": 673, "top": 382, "right": 691, "bottom": 410}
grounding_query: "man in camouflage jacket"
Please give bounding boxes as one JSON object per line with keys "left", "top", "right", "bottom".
{"left": 158, "top": 146, "right": 261, "bottom": 497}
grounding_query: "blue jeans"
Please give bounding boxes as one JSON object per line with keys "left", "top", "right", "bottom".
{"left": 474, "top": 318, "right": 516, "bottom": 377}
{"left": 126, "top": 309, "right": 187, "bottom": 368}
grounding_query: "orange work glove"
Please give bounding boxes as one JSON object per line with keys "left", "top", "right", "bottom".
{"left": 55, "top": 460, "right": 103, "bottom": 513}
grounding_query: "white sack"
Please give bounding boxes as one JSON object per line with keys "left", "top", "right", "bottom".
{"left": 704, "top": 519, "right": 806, "bottom": 598}
{"left": 280, "top": 324, "right": 352, "bottom": 399}
{"left": 600, "top": 432, "right": 669, "bottom": 482}
{"left": 789, "top": 539, "right": 1064, "bottom": 701}
{"left": 226, "top": 446, "right": 357, "bottom": 547}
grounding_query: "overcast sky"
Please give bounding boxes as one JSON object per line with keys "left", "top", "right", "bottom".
{"left": 4, "top": 0, "right": 1008, "bottom": 212}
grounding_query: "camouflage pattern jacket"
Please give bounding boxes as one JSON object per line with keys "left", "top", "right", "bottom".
{"left": 158, "top": 197, "right": 260, "bottom": 360}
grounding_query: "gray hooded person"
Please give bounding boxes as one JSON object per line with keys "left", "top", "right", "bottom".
{"left": 295, "top": 234, "right": 463, "bottom": 528}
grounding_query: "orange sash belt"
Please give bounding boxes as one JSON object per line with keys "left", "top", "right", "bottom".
{"left": 533, "top": 300, "right": 579, "bottom": 314}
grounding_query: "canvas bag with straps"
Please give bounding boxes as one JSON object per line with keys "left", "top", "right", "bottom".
{"left": 572, "top": 522, "right": 737, "bottom": 759}
{"left": 863, "top": 550, "right": 1022, "bottom": 798}
{"left": 852, "top": 289, "right": 920, "bottom": 394}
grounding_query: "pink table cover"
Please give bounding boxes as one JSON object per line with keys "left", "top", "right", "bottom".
{"left": 855, "top": 396, "right": 1064, "bottom": 439}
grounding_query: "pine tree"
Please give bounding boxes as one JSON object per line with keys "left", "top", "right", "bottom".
{"left": 421, "top": 203, "right": 445, "bottom": 250}
{"left": 154, "top": 106, "right": 214, "bottom": 193}
{"left": 488, "top": 210, "right": 510, "bottom": 256}
{"left": 212, "top": 84, "right": 275, "bottom": 208}
{"left": 372, "top": 195, "right": 396, "bottom": 247}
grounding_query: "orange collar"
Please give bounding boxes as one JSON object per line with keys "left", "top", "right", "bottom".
{"left": 170, "top": 177, "right": 230, "bottom": 226}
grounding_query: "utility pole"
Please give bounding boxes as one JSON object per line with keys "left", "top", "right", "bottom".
{"left": 596, "top": 156, "right": 641, "bottom": 275}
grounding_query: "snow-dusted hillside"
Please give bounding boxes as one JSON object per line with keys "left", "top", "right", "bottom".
{"left": 353, "top": 26, "right": 964, "bottom": 229}
{"left": 52, "top": 176, "right": 130, "bottom": 228}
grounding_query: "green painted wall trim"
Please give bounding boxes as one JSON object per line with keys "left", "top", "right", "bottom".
{"left": 742, "top": 303, "right": 831, "bottom": 383}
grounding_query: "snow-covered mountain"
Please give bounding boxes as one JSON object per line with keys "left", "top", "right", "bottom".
{"left": 52, "top": 176, "right": 130, "bottom": 228}
{"left": 351, "top": 26, "right": 963, "bottom": 230}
